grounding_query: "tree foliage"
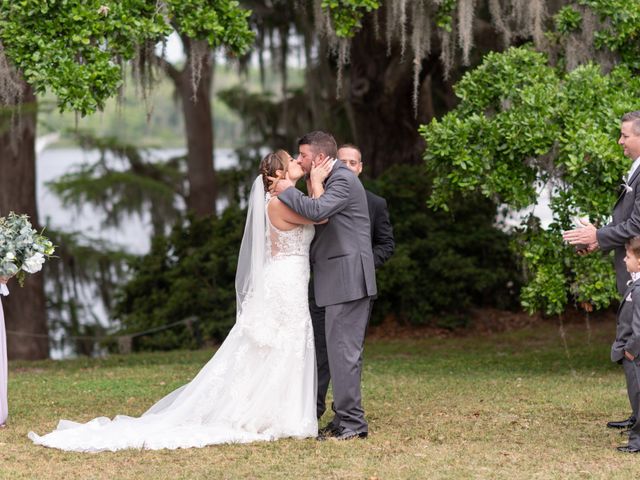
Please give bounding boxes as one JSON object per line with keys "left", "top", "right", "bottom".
{"left": 0, "top": 0, "right": 254, "bottom": 115}
{"left": 423, "top": 43, "right": 640, "bottom": 314}
{"left": 0, "top": 1, "right": 166, "bottom": 114}
{"left": 322, "top": 0, "right": 380, "bottom": 38}
{"left": 579, "top": 0, "right": 640, "bottom": 68}
{"left": 47, "top": 133, "right": 186, "bottom": 235}
{"left": 422, "top": 0, "right": 640, "bottom": 315}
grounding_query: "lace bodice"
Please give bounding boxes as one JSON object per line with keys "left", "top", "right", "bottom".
{"left": 266, "top": 197, "right": 314, "bottom": 259}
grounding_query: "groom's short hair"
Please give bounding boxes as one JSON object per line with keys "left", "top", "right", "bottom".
{"left": 298, "top": 131, "right": 338, "bottom": 158}
{"left": 622, "top": 111, "right": 640, "bottom": 135}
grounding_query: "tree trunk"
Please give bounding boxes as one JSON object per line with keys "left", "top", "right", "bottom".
{"left": 346, "top": 18, "right": 436, "bottom": 177}
{"left": 178, "top": 40, "right": 216, "bottom": 217}
{"left": 343, "top": 12, "right": 504, "bottom": 178}
{"left": 0, "top": 80, "right": 49, "bottom": 360}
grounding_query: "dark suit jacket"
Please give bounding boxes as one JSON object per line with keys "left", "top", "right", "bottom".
{"left": 612, "top": 279, "right": 640, "bottom": 362}
{"left": 597, "top": 166, "right": 640, "bottom": 295}
{"left": 365, "top": 190, "right": 394, "bottom": 269}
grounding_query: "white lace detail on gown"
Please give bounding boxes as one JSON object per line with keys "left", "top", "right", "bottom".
{"left": 28, "top": 196, "right": 317, "bottom": 452}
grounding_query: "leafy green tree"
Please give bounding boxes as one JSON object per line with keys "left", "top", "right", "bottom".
{"left": 0, "top": 0, "right": 253, "bottom": 358}
{"left": 423, "top": 41, "right": 640, "bottom": 314}
{"left": 322, "top": 0, "right": 381, "bottom": 38}
{"left": 421, "top": 0, "right": 640, "bottom": 315}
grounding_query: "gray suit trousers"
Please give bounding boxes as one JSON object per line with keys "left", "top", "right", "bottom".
{"left": 311, "top": 279, "right": 374, "bottom": 427}
{"left": 321, "top": 297, "right": 370, "bottom": 433}
{"left": 623, "top": 358, "right": 640, "bottom": 448}
{"left": 309, "top": 282, "right": 330, "bottom": 419}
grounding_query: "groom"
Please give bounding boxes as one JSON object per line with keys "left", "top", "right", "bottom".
{"left": 275, "top": 131, "right": 377, "bottom": 440}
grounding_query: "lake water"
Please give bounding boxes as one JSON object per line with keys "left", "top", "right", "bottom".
{"left": 37, "top": 147, "right": 238, "bottom": 254}
{"left": 37, "top": 146, "right": 554, "bottom": 248}
{"left": 37, "top": 146, "right": 239, "bottom": 358}
{"left": 36, "top": 145, "right": 552, "bottom": 358}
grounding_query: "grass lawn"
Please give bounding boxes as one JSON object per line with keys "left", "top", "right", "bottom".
{"left": 0, "top": 317, "right": 637, "bottom": 479}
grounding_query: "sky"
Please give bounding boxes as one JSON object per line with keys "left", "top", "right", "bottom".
{"left": 159, "top": 32, "right": 184, "bottom": 64}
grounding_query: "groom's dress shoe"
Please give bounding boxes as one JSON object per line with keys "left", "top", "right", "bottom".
{"left": 617, "top": 445, "right": 640, "bottom": 453}
{"left": 331, "top": 429, "right": 368, "bottom": 441}
{"left": 317, "top": 428, "right": 367, "bottom": 441}
{"left": 318, "top": 424, "right": 340, "bottom": 438}
{"left": 607, "top": 416, "right": 636, "bottom": 429}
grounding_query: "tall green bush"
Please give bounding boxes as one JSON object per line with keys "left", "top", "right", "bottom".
{"left": 113, "top": 208, "right": 245, "bottom": 350}
{"left": 366, "top": 165, "right": 520, "bottom": 329}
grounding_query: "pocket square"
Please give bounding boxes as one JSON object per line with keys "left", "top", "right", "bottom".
{"left": 626, "top": 293, "right": 633, "bottom": 302}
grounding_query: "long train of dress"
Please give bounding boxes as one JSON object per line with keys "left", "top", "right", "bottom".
{"left": 28, "top": 222, "right": 317, "bottom": 452}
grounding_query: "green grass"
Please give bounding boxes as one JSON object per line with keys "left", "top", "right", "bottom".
{"left": 0, "top": 318, "right": 637, "bottom": 479}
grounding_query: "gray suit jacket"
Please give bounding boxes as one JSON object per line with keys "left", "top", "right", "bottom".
{"left": 597, "top": 167, "right": 640, "bottom": 295}
{"left": 612, "top": 279, "right": 640, "bottom": 362}
{"left": 279, "top": 162, "right": 377, "bottom": 307}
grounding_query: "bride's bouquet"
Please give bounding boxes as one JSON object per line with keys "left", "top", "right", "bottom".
{"left": 0, "top": 212, "right": 55, "bottom": 289}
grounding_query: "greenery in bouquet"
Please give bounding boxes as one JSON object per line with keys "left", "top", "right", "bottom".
{"left": 0, "top": 212, "right": 55, "bottom": 285}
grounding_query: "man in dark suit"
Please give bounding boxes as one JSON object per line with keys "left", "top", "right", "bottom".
{"left": 311, "top": 143, "right": 395, "bottom": 436}
{"left": 338, "top": 144, "right": 395, "bottom": 269}
{"left": 564, "top": 110, "right": 640, "bottom": 431}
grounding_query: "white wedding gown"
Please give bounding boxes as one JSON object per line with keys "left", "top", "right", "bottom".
{"left": 29, "top": 209, "right": 318, "bottom": 452}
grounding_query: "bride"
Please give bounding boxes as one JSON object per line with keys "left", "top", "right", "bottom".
{"left": 29, "top": 150, "right": 331, "bottom": 452}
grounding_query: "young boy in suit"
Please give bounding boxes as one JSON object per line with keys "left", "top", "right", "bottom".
{"left": 612, "top": 236, "right": 640, "bottom": 453}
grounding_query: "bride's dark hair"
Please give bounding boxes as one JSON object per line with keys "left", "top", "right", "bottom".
{"left": 259, "top": 150, "right": 290, "bottom": 192}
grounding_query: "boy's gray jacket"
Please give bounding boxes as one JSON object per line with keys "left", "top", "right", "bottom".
{"left": 612, "top": 279, "right": 640, "bottom": 362}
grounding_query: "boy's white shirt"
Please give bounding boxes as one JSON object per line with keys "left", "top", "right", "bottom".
{"left": 626, "top": 272, "right": 640, "bottom": 301}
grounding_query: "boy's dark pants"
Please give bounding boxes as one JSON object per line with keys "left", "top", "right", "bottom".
{"left": 623, "top": 357, "right": 640, "bottom": 448}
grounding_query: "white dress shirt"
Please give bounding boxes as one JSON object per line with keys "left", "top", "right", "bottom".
{"left": 626, "top": 156, "right": 640, "bottom": 183}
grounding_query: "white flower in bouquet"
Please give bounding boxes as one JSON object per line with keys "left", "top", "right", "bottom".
{"left": 0, "top": 212, "right": 55, "bottom": 287}
{"left": 22, "top": 252, "right": 45, "bottom": 274}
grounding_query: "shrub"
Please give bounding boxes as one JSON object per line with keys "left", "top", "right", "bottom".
{"left": 113, "top": 207, "right": 245, "bottom": 350}
{"left": 366, "top": 164, "right": 520, "bottom": 328}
